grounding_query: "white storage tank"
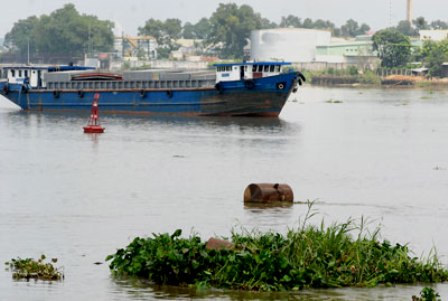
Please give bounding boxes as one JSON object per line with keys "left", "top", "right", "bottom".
{"left": 250, "top": 28, "right": 331, "bottom": 63}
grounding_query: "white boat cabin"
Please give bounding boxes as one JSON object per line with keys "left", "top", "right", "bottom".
{"left": 0, "top": 66, "right": 47, "bottom": 88}
{"left": 215, "top": 62, "right": 291, "bottom": 83}
{"left": 0, "top": 65, "right": 95, "bottom": 88}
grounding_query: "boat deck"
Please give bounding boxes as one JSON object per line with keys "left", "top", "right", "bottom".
{"left": 46, "top": 78, "right": 217, "bottom": 91}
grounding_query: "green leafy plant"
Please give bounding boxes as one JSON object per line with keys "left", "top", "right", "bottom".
{"left": 107, "top": 203, "right": 448, "bottom": 291}
{"left": 5, "top": 254, "right": 63, "bottom": 281}
{"left": 412, "top": 287, "right": 441, "bottom": 301}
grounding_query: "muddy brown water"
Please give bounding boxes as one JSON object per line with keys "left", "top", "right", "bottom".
{"left": 1, "top": 86, "right": 448, "bottom": 300}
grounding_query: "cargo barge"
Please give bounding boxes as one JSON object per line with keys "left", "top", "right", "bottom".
{"left": 0, "top": 62, "right": 305, "bottom": 116}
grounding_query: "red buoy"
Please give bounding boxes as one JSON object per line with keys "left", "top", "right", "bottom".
{"left": 83, "top": 93, "right": 105, "bottom": 133}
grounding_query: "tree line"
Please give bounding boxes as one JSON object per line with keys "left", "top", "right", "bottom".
{"left": 3, "top": 3, "right": 372, "bottom": 60}
{"left": 373, "top": 26, "right": 448, "bottom": 76}
{"left": 4, "top": 4, "right": 114, "bottom": 62}
{"left": 135, "top": 3, "right": 373, "bottom": 59}
{"left": 3, "top": 3, "right": 448, "bottom": 76}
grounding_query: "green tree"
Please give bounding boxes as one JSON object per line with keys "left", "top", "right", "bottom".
{"left": 313, "top": 19, "right": 335, "bottom": 31}
{"left": 260, "top": 18, "right": 277, "bottom": 29}
{"left": 430, "top": 20, "right": 448, "bottom": 30}
{"left": 139, "top": 18, "right": 181, "bottom": 44}
{"left": 396, "top": 20, "right": 418, "bottom": 36}
{"left": 372, "top": 29, "right": 411, "bottom": 67}
{"left": 280, "top": 15, "right": 302, "bottom": 28}
{"left": 182, "top": 22, "right": 195, "bottom": 39}
{"left": 419, "top": 39, "right": 448, "bottom": 77}
{"left": 4, "top": 16, "right": 39, "bottom": 56}
{"left": 413, "top": 16, "right": 430, "bottom": 31}
{"left": 182, "top": 18, "right": 211, "bottom": 40}
{"left": 139, "top": 18, "right": 182, "bottom": 59}
{"left": 164, "top": 19, "right": 182, "bottom": 40}
{"left": 4, "top": 4, "right": 113, "bottom": 62}
{"left": 207, "top": 3, "right": 263, "bottom": 59}
{"left": 340, "top": 19, "right": 370, "bottom": 37}
{"left": 194, "top": 18, "right": 212, "bottom": 39}
{"left": 302, "top": 18, "right": 314, "bottom": 29}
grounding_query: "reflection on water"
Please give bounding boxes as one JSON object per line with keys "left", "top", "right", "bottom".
{"left": 110, "top": 277, "right": 434, "bottom": 301}
{"left": 1, "top": 87, "right": 448, "bottom": 300}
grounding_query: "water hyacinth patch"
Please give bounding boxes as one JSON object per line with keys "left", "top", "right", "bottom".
{"left": 5, "top": 254, "right": 63, "bottom": 281}
{"left": 106, "top": 209, "right": 448, "bottom": 291}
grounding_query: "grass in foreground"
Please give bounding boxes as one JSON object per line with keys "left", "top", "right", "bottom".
{"left": 106, "top": 206, "right": 448, "bottom": 291}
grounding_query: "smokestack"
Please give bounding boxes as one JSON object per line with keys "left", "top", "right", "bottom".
{"left": 407, "top": 0, "right": 413, "bottom": 23}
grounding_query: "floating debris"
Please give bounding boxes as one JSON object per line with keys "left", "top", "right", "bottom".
{"left": 243, "top": 183, "right": 294, "bottom": 203}
{"left": 5, "top": 254, "right": 64, "bottom": 281}
{"left": 325, "top": 99, "right": 343, "bottom": 104}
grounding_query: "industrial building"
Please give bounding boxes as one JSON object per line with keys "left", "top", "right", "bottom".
{"left": 250, "top": 28, "right": 331, "bottom": 63}
{"left": 250, "top": 28, "right": 379, "bottom": 69}
{"left": 315, "top": 36, "right": 379, "bottom": 67}
{"left": 419, "top": 30, "right": 448, "bottom": 41}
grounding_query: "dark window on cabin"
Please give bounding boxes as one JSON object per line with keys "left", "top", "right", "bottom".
{"left": 275, "top": 65, "right": 281, "bottom": 72}
{"left": 11, "top": 70, "right": 15, "bottom": 77}
{"left": 38, "top": 70, "right": 42, "bottom": 87}
{"left": 252, "top": 65, "right": 257, "bottom": 72}
{"left": 258, "top": 65, "right": 263, "bottom": 72}
{"left": 226, "top": 66, "right": 232, "bottom": 71}
{"left": 264, "top": 65, "right": 269, "bottom": 72}
{"left": 24, "top": 70, "right": 28, "bottom": 77}
{"left": 19, "top": 70, "right": 22, "bottom": 77}
{"left": 270, "top": 65, "right": 275, "bottom": 72}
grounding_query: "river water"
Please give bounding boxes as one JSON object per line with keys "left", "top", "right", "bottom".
{"left": 1, "top": 86, "right": 448, "bottom": 300}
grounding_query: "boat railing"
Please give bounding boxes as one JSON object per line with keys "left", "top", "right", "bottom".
{"left": 46, "top": 78, "right": 216, "bottom": 90}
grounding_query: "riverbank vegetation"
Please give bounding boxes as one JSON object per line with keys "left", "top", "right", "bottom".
{"left": 413, "top": 287, "right": 442, "bottom": 301}
{"left": 4, "top": 3, "right": 447, "bottom": 65}
{"left": 5, "top": 255, "right": 63, "bottom": 281}
{"left": 4, "top": 4, "right": 113, "bottom": 62}
{"left": 304, "top": 66, "right": 448, "bottom": 87}
{"left": 106, "top": 207, "right": 448, "bottom": 291}
{"left": 304, "top": 68, "right": 382, "bottom": 86}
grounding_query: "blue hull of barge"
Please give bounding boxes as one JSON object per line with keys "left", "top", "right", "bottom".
{"left": 0, "top": 72, "right": 299, "bottom": 116}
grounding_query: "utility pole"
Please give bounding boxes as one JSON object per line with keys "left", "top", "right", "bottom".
{"left": 389, "top": 0, "right": 392, "bottom": 27}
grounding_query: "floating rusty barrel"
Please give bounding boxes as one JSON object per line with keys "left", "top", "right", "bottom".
{"left": 244, "top": 183, "right": 294, "bottom": 203}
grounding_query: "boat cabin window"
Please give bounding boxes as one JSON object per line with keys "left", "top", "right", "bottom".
{"left": 258, "top": 65, "right": 263, "bottom": 72}
{"left": 264, "top": 65, "right": 269, "bottom": 72}
{"left": 275, "top": 65, "right": 281, "bottom": 72}
{"left": 216, "top": 66, "right": 233, "bottom": 72}
{"left": 24, "top": 70, "right": 28, "bottom": 77}
{"left": 18, "top": 70, "right": 22, "bottom": 77}
{"left": 11, "top": 70, "right": 15, "bottom": 77}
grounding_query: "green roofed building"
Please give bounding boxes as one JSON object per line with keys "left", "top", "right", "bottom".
{"left": 315, "top": 36, "right": 379, "bottom": 69}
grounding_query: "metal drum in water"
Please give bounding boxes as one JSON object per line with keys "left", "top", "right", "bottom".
{"left": 243, "top": 183, "right": 294, "bottom": 203}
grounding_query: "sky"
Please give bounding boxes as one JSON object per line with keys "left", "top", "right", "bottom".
{"left": 0, "top": 0, "right": 447, "bottom": 37}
